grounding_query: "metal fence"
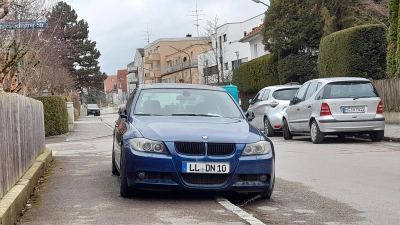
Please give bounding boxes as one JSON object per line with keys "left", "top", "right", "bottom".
{"left": 372, "top": 79, "right": 400, "bottom": 112}
{"left": 0, "top": 92, "right": 45, "bottom": 199}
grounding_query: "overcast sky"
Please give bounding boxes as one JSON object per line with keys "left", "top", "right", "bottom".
{"left": 68, "top": 0, "right": 269, "bottom": 75}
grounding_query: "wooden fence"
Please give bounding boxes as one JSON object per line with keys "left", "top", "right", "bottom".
{"left": 372, "top": 79, "right": 400, "bottom": 112}
{"left": 0, "top": 92, "right": 45, "bottom": 199}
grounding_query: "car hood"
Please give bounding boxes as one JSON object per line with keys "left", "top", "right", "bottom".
{"left": 132, "top": 116, "right": 261, "bottom": 143}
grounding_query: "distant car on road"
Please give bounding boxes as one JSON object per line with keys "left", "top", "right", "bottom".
{"left": 87, "top": 104, "right": 100, "bottom": 116}
{"left": 112, "top": 83, "right": 275, "bottom": 199}
{"left": 247, "top": 84, "right": 301, "bottom": 136}
{"left": 282, "top": 77, "right": 385, "bottom": 144}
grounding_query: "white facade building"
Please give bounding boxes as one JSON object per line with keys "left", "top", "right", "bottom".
{"left": 126, "top": 48, "right": 145, "bottom": 94}
{"left": 239, "top": 25, "right": 268, "bottom": 60}
{"left": 198, "top": 13, "right": 265, "bottom": 85}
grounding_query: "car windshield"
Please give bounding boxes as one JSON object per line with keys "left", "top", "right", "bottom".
{"left": 87, "top": 104, "right": 99, "bottom": 108}
{"left": 272, "top": 88, "right": 299, "bottom": 100}
{"left": 134, "top": 88, "right": 243, "bottom": 119}
{"left": 323, "top": 81, "right": 379, "bottom": 99}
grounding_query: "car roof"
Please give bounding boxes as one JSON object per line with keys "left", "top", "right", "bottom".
{"left": 138, "top": 83, "right": 225, "bottom": 91}
{"left": 262, "top": 84, "right": 301, "bottom": 90}
{"left": 311, "top": 77, "right": 371, "bottom": 83}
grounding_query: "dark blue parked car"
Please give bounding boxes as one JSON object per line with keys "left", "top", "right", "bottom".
{"left": 112, "top": 83, "right": 275, "bottom": 198}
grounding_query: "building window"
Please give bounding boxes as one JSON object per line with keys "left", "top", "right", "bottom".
{"left": 111, "top": 79, "right": 114, "bottom": 82}
{"left": 223, "top": 34, "right": 227, "bottom": 42}
{"left": 254, "top": 44, "right": 258, "bottom": 58}
{"left": 224, "top": 62, "right": 228, "bottom": 70}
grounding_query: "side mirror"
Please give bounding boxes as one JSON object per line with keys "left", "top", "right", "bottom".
{"left": 118, "top": 105, "right": 127, "bottom": 119}
{"left": 245, "top": 111, "right": 255, "bottom": 122}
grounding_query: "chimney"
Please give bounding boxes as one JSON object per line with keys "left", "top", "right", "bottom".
{"left": 186, "top": 33, "right": 192, "bottom": 37}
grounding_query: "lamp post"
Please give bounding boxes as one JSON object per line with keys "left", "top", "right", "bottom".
{"left": 251, "top": 0, "right": 269, "bottom": 7}
{"left": 235, "top": 51, "right": 239, "bottom": 69}
{"left": 170, "top": 46, "right": 192, "bottom": 83}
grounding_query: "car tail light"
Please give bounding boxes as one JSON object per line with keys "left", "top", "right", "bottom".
{"left": 270, "top": 101, "right": 279, "bottom": 108}
{"left": 377, "top": 101, "right": 383, "bottom": 114}
{"left": 320, "top": 103, "right": 331, "bottom": 116}
{"left": 238, "top": 92, "right": 242, "bottom": 107}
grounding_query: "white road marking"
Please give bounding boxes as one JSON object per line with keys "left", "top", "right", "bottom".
{"left": 215, "top": 196, "right": 266, "bottom": 225}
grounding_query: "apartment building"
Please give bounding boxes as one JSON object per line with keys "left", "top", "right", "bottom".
{"left": 126, "top": 48, "right": 145, "bottom": 94}
{"left": 198, "top": 13, "right": 265, "bottom": 85}
{"left": 144, "top": 35, "right": 212, "bottom": 84}
{"left": 239, "top": 24, "right": 268, "bottom": 60}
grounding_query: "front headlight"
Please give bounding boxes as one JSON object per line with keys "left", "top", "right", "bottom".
{"left": 129, "top": 138, "right": 168, "bottom": 154}
{"left": 242, "top": 141, "right": 271, "bottom": 155}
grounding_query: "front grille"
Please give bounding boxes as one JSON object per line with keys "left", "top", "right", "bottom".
{"left": 208, "top": 143, "right": 236, "bottom": 156}
{"left": 175, "top": 142, "right": 205, "bottom": 155}
{"left": 180, "top": 173, "right": 230, "bottom": 186}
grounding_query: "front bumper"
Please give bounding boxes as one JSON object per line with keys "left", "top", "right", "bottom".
{"left": 123, "top": 143, "right": 274, "bottom": 193}
{"left": 317, "top": 117, "right": 385, "bottom": 133}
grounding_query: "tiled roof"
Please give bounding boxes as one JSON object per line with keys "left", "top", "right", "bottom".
{"left": 240, "top": 24, "right": 263, "bottom": 42}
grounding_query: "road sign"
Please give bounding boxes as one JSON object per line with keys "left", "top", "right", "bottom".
{"left": 0, "top": 21, "right": 48, "bottom": 30}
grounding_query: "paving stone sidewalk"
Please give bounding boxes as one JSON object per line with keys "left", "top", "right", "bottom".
{"left": 384, "top": 124, "right": 400, "bottom": 142}
{"left": 65, "top": 116, "right": 113, "bottom": 142}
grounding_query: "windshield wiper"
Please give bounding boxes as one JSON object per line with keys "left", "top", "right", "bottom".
{"left": 171, "top": 113, "right": 221, "bottom": 117}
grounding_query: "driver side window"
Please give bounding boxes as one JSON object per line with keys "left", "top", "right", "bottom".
{"left": 293, "top": 83, "right": 310, "bottom": 104}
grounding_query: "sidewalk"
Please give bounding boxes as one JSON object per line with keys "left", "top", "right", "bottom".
{"left": 65, "top": 116, "right": 113, "bottom": 142}
{"left": 384, "top": 124, "right": 400, "bottom": 142}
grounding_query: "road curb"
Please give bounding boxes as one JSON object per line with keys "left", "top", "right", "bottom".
{"left": 0, "top": 149, "right": 52, "bottom": 225}
{"left": 383, "top": 136, "right": 400, "bottom": 142}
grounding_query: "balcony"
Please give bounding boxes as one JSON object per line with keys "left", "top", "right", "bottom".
{"left": 150, "top": 69, "right": 161, "bottom": 78}
{"left": 127, "top": 66, "right": 138, "bottom": 73}
{"left": 162, "top": 59, "right": 198, "bottom": 75}
{"left": 149, "top": 52, "right": 160, "bottom": 61}
{"left": 145, "top": 57, "right": 151, "bottom": 64}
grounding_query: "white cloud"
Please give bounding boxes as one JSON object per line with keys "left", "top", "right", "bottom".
{"left": 69, "top": 0, "right": 269, "bottom": 75}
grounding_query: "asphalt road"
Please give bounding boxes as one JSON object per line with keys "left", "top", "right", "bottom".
{"left": 16, "top": 110, "right": 400, "bottom": 225}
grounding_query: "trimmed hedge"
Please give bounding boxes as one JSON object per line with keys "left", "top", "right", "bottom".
{"left": 34, "top": 96, "right": 68, "bottom": 137}
{"left": 233, "top": 54, "right": 279, "bottom": 92}
{"left": 387, "top": 0, "right": 399, "bottom": 78}
{"left": 318, "top": 24, "right": 387, "bottom": 79}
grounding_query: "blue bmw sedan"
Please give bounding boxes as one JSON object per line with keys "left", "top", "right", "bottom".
{"left": 112, "top": 83, "right": 275, "bottom": 198}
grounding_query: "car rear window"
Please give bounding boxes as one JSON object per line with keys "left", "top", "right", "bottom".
{"left": 322, "top": 81, "right": 379, "bottom": 99}
{"left": 272, "top": 88, "right": 299, "bottom": 100}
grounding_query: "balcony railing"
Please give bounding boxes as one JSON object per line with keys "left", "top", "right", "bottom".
{"left": 127, "top": 66, "right": 138, "bottom": 73}
{"left": 162, "top": 59, "right": 198, "bottom": 75}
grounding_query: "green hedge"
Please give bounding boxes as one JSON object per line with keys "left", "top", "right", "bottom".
{"left": 387, "top": 0, "right": 399, "bottom": 78}
{"left": 318, "top": 24, "right": 387, "bottom": 79}
{"left": 34, "top": 96, "right": 68, "bottom": 137}
{"left": 233, "top": 54, "right": 280, "bottom": 110}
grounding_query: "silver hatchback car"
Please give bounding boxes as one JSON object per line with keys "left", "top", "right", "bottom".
{"left": 282, "top": 77, "right": 385, "bottom": 144}
{"left": 247, "top": 85, "right": 301, "bottom": 136}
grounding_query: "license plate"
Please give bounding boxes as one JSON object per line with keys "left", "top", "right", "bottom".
{"left": 342, "top": 107, "right": 365, "bottom": 113}
{"left": 182, "top": 162, "right": 230, "bottom": 174}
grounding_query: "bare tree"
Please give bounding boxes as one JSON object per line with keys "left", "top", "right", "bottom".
{"left": 357, "top": 0, "right": 389, "bottom": 27}
{"left": 198, "top": 15, "right": 231, "bottom": 85}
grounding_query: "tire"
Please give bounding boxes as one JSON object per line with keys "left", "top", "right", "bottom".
{"left": 310, "top": 120, "right": 324, "bottom": 144}
{"left": 112, "top": 142, "right": 119, "bottom": 176}
{"left": 370, "top": 130, "right": 384, "bottom": 142}
{"left": 264, "top": 117, "right": 275, "bottom": 137}
{"left": 120, "top": 144, "right": 133, "bottom": 198}
{"left": 282, "top": 119, "right": 293, "bottom": 140}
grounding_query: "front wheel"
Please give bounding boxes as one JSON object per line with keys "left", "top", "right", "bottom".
{"left": 310, "top": 120, "right": 324, "bottom": 144}
{"left": 112, "top": 142, "right": 119, "bottom": 176}
{"left": 370, "top": 130, "right": 384, "bottom": 142}
{"left": 120, "top": 145, "right": 133, "bottom": 197}
{"left": 282, "top": 119, "right": 293, "bottom": 140}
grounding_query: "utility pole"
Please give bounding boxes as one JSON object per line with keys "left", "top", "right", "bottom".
{"left": 187, "top": 1, "right": 205, "bottom": 37}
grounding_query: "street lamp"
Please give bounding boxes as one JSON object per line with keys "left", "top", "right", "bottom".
{"left": 251, "top": 0, "right": 269, "bottom": 7}
{"left": 170, "top": 46, "right": 192, "bottom": 83}
{"left": 235, "top": 51, "right": 239, "bottom": 69}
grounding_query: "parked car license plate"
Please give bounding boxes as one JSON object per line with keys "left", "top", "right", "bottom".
{"left": 342, "top": 106, "right": 365, "bottom": 113}
{"left": 182, "top": 162, "right": 230, "bottom": 174}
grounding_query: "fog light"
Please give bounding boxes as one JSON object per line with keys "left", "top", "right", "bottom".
{"left": 137, "top": 172, "right": 146, "bottom": 179}
{"left": 259, "top": 174, "right": 268, "bottom": 182}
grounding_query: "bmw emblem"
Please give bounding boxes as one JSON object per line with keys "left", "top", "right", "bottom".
{"left": 202, "top": 136, "right": 208, "bottom": 140}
